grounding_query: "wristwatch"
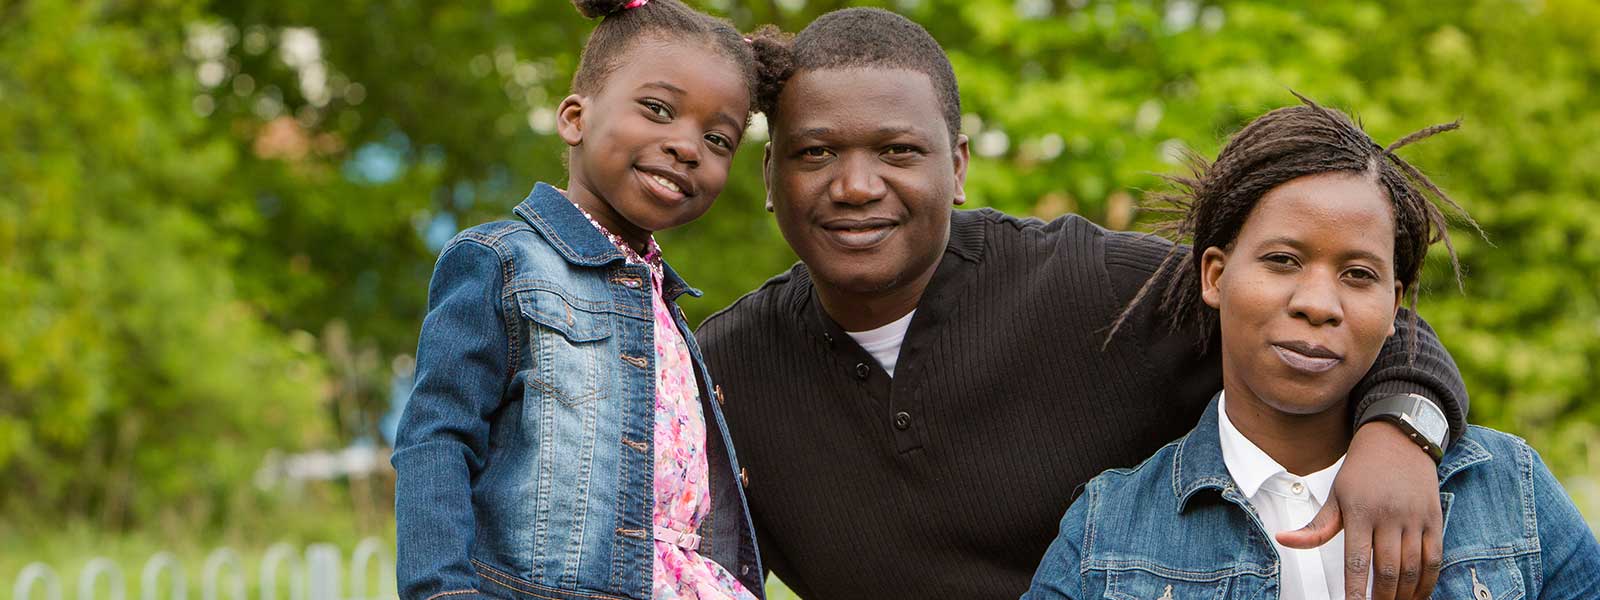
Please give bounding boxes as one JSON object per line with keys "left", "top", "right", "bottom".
{"left": 1361, "top": 393, "right": 1449, "bottom": 462}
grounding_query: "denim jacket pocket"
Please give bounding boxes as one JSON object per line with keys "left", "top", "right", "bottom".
{"left": 517, "top": 288, "right": 613, "bottom": 406}
{"left": 1104, "top": 568, "right": 1235, "bottom": 600}
{"left": 1435, "top": 556, "right": 1526, "bottom": 600}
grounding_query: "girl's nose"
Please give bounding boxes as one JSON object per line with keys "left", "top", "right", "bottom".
{"left": 662, "top": 135, "right": 700, "bottom": 167}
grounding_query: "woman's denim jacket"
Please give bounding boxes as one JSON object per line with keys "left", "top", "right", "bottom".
{"left": 1025, "top": 397, "right": 1600, "bottom": 599}
{"left": 392, "top": 183, "right": 764, "bottom": 600}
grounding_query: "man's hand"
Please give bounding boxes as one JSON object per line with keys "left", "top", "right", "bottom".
{"left": 1276, "top": 421, "right": 1444, "bottom": 600}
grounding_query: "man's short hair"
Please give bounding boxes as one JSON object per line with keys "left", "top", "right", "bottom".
{"left": 761, "top": 8, "right": 962, "bottom": 145}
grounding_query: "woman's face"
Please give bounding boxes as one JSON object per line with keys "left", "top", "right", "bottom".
{"left": 1202, "top": 171, "right": 1404, "bottom": 416}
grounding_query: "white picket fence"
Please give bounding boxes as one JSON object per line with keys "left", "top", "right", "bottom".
{"left": 11, "top": 538, "right": 394, "bottom": 600}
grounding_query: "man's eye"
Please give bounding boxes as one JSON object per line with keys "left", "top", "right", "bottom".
{"left": 884, "top": 145, "right": 918, "bottom": 155}
{"left": 800, "top": 147, "right": 832, "bottom": 158}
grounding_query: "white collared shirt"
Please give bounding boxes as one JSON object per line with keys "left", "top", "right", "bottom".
{"left": 844, "top": 310, "right": 915, "bottom": 378}
{"left": 1217, "top": 393, "right": 1349, "bottom": 600}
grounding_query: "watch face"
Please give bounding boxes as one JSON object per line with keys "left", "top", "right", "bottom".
{"left": 1412, "top": 400, "right": 1448, "bottom": 445}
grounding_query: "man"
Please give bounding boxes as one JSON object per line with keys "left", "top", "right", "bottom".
{"left": 697, "top": 8, "right": 1465, "bottom": 599}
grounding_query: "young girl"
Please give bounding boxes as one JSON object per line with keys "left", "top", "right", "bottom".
{"left": 393, "top": 3, "right": 782, "bottom": 599}
{"left": 1025, "top": 96, "right": 1600, "bottom": 599}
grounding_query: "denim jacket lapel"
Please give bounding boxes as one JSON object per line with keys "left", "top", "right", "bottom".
{"left": 513, "top": 183, "right": 627, "bottom": 267}
{"left": 1172, "top": 394, "right": 1238, "bottom": 512}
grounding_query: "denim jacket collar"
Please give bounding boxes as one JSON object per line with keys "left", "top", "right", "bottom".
{"left": 514, "top": 182, "right": 703, "bottom": 300}
{"left": 1172, "top": 393, "right": 1497, "bottom": 513}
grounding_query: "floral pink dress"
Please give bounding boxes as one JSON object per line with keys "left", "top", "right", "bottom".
{"left": 571, "top": 203, "right": 758, "bottom": 600}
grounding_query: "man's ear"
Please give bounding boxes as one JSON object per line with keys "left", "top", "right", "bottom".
{"left": 1200, "top": 246, "right": 1228, "bottom": 309}
{"left": 1389, "top": 282, "right": 1405, "bottom": 337}
{"left": 951, "top": 133, "right": 971, "bottom": 206}
{"left": 762, "top": 141, "right": 775, "bottom": 213}
{"left": 557, "top": 94, "right": 586, "bottom": 147}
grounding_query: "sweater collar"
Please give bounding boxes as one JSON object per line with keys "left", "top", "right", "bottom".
{"left": 798, "top": 207, "right": 987, "bottom": 339}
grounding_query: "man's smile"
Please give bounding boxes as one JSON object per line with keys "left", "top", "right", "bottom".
{"left": 819, "top": 217, "right": 899, "bottom": 249}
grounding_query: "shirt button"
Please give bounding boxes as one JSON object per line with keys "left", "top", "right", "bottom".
{"left": 894, "top": 411, "right": 911, "bottom": 430}
{"left": 854, "top": 362, "right": 870, "bottom": 380}
{"left": 1290, "top": 482, "right": 1305, "bottom": 495}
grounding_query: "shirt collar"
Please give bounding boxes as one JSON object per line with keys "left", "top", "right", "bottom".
{"left": 1217, "top": 392, "right": 1344, "bottom": 503}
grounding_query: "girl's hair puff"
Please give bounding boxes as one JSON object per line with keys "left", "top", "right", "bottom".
{"left": 1106, "top": 92, "right": 1483, "bottom": 356}
{"left": 569, "top": 0, "right": 789, "bottom": 120}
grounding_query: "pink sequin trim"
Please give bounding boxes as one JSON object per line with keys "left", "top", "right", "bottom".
{"left": 624, "top": 0, "right": 650, "bottom": 9}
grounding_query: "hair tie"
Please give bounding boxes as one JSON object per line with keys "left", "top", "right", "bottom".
{"left": 623, "top": 0, "right": 649, "bottom": 9}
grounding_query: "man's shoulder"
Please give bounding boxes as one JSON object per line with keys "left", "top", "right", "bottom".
{"left": 965, "top": 206, "right": 1103, "bottom": 239}
{"left": 697, "top": 262, "right": 810, "bottom": 346}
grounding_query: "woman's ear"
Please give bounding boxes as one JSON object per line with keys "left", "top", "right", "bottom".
{"left": 1200, "top": 246, "right": 1228, "bottom": 309}
{"left": 557, "top": 94, "right": 586, "bottom": 147}
{"left": 1389, "top": 282, "right": 1405, "bottom": 337}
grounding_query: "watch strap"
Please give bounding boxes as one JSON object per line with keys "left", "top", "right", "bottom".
{"left": 1362, "top": 393, "right": 1449, "bottom": 462}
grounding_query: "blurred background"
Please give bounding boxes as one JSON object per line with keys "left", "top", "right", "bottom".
{"left": 3, "top": 0, "right": 1598, "bottom": 598}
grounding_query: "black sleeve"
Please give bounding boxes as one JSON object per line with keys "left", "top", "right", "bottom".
{"left": 1100, "top": 230, "right": 1469, "bottom": 443}
{"left": 1101, "top": 229, "right": 1223, "bottom": 421}
{"left": 1349, "top": 312, "right": 1469, "bottom": 443}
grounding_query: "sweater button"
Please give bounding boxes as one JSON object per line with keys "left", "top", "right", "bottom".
{"left": 823, "top": 332, "right": 834, "bottom": 347}
{"left": 894, "top": 411, "right": 911, "bottom": 430}
{"left": 854, "top": 362, "right": 870, "bottom": 380}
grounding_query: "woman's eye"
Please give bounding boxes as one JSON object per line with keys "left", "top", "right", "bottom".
{"left": 1344, "top": 268, "right": 1379, "bottom": 282}
{"left": 1264, "top": 253, "right": 1299, "bottom": 267}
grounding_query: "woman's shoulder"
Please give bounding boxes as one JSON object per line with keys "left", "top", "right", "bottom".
{"left": 1079, "top": 438, "right": 1185, "bottom": 505}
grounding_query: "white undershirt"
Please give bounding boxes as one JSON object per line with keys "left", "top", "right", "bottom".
{"left": 844, "top": 310, "right": 915, "bottom": 378}
{"left": 1217, "top": 392, "right": 1353, "bottom": 600}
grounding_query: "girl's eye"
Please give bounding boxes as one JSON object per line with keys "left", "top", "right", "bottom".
{"left": 641, "top": 99, "right": 672, "bottom": 119}
{"left": 706, "top": 133, "right": 734, "bottom": 150}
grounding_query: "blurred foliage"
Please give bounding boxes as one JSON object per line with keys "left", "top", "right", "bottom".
{"left": 2, "top": 0, "right": 1597, "bottom": 535}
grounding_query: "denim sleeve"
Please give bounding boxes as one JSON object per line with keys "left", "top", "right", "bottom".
{"left": 1526, "top": 444, "right": 1600, "bottom": 596}
{"left": 392, "top": 239, "right": 511, "bottom": 600}
{"left": 1022, "top": 489, "right": 1092, "bottom": 600}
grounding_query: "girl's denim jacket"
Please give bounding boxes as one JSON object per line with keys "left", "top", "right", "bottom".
{"left": 393, "top": 183, "right": 763, "bottom": 600}
{"left": 1025, "top": 397, "right": 1600, "bottom": 599}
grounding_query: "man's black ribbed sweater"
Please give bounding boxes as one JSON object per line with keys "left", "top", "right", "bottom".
{"left": 695, "top": 208, "right": 1467, "bottom": 599}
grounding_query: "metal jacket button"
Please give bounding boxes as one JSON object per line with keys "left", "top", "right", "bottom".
{"left": 894, "top": 411, "right": 911, "bottom": 430}
{"left": 854, "top": 362, "right": 870, "bottom": 380}
{"left": 715, "top": 384, "right": 725, "bottom": 406}
{"left": 739, "top": 467, "right": 749, "bottom": 488}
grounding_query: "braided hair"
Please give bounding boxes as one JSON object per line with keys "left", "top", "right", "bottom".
{"left": 1107, "top": 92, "right": 1482, "bottom": 354}
{"left": 570, "top": 0, "right": 787, "bottom": 120}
